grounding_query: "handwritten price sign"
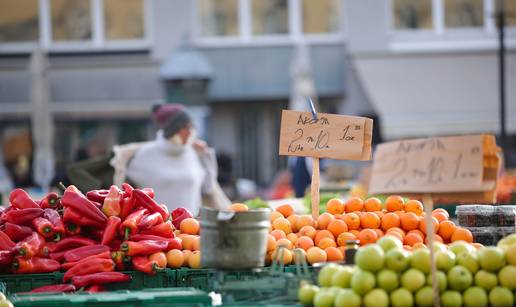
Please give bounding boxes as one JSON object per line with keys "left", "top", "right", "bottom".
{"left": 279, "top": 110, "right": 373, "bottom": 160}
{"left": 368, "top": 135, "right": 495, "bottom": 194}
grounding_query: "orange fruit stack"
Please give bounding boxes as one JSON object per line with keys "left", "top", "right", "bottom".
{"left": 267, "top": 196, "right": 475, "bottom": 265}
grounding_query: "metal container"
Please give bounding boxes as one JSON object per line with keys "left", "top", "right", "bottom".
{"left": 200, "top": 207, "right": 271, "bottom": 269}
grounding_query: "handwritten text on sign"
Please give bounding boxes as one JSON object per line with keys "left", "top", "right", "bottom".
{"left": 368, "top": 135, "right": 485, "bottom": 194}
{"left": 279, "top": 110, "right": 373, "bottom": 160}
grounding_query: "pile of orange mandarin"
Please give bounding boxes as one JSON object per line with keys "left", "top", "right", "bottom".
{"left": 263, "top": 196, "right": 476, "bottom": 265}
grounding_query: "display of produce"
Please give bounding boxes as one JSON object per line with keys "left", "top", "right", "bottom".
{"left": 0, "top": 184, "right": 203, "bottom": 295}
{"left": 266, "top": 196, "right": 479, "bottom": 266}
{"left": 299, "top": 233, "right": 516, "bottom": 307}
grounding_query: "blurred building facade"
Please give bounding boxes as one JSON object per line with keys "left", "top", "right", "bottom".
{"left": 0, "top": 0, "right": 515, "bottom": 186}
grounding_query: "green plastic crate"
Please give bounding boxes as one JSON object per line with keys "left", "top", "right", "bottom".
{"left": 0, "top": 272, "right": 64, "bottom": 295}
{"left": 0, "top": 269, "right": 176, "bottom": 294}
{"left": 176, "top": 268, "right": 274, "bottom": 292}
{"left": 10, "top": 287, "right": 211, "bottom": 307}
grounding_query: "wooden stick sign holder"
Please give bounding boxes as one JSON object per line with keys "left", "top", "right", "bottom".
{"left": 368, "top": 134, "right": 501, "bottom": 307}
{"left": 279, "top": 99, "right": 374, "bottom": 220}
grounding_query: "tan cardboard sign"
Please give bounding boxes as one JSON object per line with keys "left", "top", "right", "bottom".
{"left": 369, "top": 134, "right": 499, "bottom": 196}
{"left": 279, "top": 110, "right": 373, "bottom": 161}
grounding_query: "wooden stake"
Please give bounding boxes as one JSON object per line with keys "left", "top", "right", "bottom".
{"left": 311, "top": 157, "right": 320, "bottom": 220}
{"left": 423, "top": 194, "right": 440, "bottom": 307}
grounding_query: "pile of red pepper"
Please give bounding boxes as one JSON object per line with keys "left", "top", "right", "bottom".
{"left": 0, "top": 184, "right": 195, "bottom": 293}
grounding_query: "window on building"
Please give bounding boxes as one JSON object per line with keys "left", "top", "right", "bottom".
{"left": 0, "top": 0, "right": 39, "bottom": 42}
{"left": 393, "top": 0, "right": 433, "bottom": 29}
{"left": 199, "top": 0, "right": 239, "bottom": 37}
{"left": 104, "top": 0, "right": 144, "bottom": 40}
{"left": 445, "top": 0, "right": 484, "bottom": 28}
{"left": 302, "top": 0, "right": 340, "bottom": 34}
{"left": 51, "top": 0, "right": 92, "bottom": 41}
{"left": 251, "top": 0, "right": 289, "bottom": 35}
{"left": 496, "top": 0, "right": 516, "bottom": 26}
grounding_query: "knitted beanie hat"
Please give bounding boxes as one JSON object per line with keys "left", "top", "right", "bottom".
{"left": 152, "top": 104, "right": 191, "bottom": 138}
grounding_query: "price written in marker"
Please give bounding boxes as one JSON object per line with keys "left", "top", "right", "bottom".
{"left": 368, "top": 135, "right": 493, "bottom": 194}
{"left": 279, "top": 110, "right": 373, "bottom": 161}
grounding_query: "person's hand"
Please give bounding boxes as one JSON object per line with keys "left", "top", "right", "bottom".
{"left": 193, "top": 140, "right": 207, "bottom": 152}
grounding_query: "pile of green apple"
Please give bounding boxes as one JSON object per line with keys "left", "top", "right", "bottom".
{"left": 298, "top": 234, "right": 516, "bottom": 307}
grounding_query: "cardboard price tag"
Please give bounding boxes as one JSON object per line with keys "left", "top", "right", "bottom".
{"left": 279, "top": 110, "right": 373, "bottom": 161}
{"left": 369, "top": 135, "right": 496, "bottom": 195}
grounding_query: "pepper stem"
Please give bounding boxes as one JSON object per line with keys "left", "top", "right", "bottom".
{"left": 54, "top": 233, "right": 61, "bottom": 242}
{"left": 124, "top": 228, "right": 130, "bottom": 240}
{"left": 58, "top": 182, "right": 67, "bottom": 191}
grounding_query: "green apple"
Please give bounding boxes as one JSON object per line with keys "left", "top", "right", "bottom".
{"left": 298, "top": 284, "right": 319, "bottom": 305}
{"left": 457, "top": 251, "right": 479, "bottom": 274}
{"left": 426, "top": 270, "right": 447, "bottom": 292}
{"left": 498, "top": 265, "right": 516, "bottom": 290}
{"left": 415, "top": 287, "right": 434, "bottom": 307}
{"left": 449, "top": 241, "right": 475, "bottom": 256}
{"left": 318, "top": 263, "right": 341, "bottom": 287}
{"left": 436, "top": 250, "right": 456, "bottom": 272}
{"left": 478, "top": 247, "right": 505, "bottom": 272}
{"left": 377, "top": 235, "right": 402, "bottom": 252}
{"left": 0, "top": 301, "right": 13, "bottom": 307}
{"left": 433, "top": 242, "right": 448, "bottom": 253}
{"left": 377, "top": 269, "right": 399, "bottom": 293}
{"left": 390, "top": 288, "right": 413, "bottom": 307}
{"left": 334, "top": 289, "right": 361, "bottom": 307}
{"left": 313, "top": 289, "right": 336, "bottom": 307}
{"left": 497, "top": 234, "right": 516, "bottom": 251}
{"left": 401, "top": 268, "right": 426, "bottom": 292}
{"left": 0, "top": 293, "right": 5, "bottom": 301}
{"left": 447, "top": 265, "right": 473, "bottom": 291}
{"left": 331, "top": 266, "right": 354, "bottom": 288}
{"left": 505, "top": 244, "right": 516, "bottom": 265}
{"left": 474, "top": 270, "right": 498, "bottom": 291}
{"left": 463, "top": 287, "right": 488, "bottom": 307}
{"left": 489, "top": 286, "right": 514, "bottom": 307}
{"left": 363, "top": 289, "right": 389, "bottom": 307}
{"left": 385, "top": 248, "right": 409, "bottom": 272}
{"left": 351, "top": 269, "right": 376, "bottom": 295}
{"left": 355, "top": 245, "right": 384, "bottom": 272}
{"left": 410, "top": 248, "right": 431, "bottom": 274}
{"left": 441, "top": 290, "right": 463, "bottom": 307}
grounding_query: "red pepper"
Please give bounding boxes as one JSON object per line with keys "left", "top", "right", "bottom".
{"left": 133, "top": 189, "right": 170, "bottom": 221}
{"left": 61, "top": 185, "right": 107, "bottom": 224}
{"left": 64, "top": 244, "right": 110, "bottom": 263}
{"left": 101, "top": 216, "right": 121, "bottom": 246}
{"left": 119, "top": 183, "right": 135, "bottom": 220}
{"left": 102, "top": 185, "right": 121, "bottom": 217}
{"left": 132, "top": 255, "right": 161, "bottom": 275}
{"left": 171, "top": 207, "right": 193, "bottom": 229}
{"left": 43, "top": 209, "right": 65, "bottom": 240}
{"left": 109, "top": 239, "right": 122, "bottom": 251}
{"left": 40, "top": 192, "right": 61, "bottom": 209}
{"left": 120, "top": 208, "right": 147, "bottom": 239}
{"left": 16, "top": 232, "right": 44, "bottom": 258}
{"left": 111, "top": 251, "right": 127, "bottom": 271}
{"left": 49, "top": 250, "right": 67, "bottom": 262}
{"left": 86, "top": 189, "right": 110, "bottom": 203}
{"left": 72, "top": 272, "right": 131, "bottom": 288}
{"left": 140, "top": 221, "right": 175, "bottom": 237}
{"left": 85, "top": 284, "right": 105, "bottom": 292}
{"left": 86, "top": 228, "right": 104, "bottom": 241}
{"left": 141, "top": 188, "right": 155, "bottom": 199}
{"left": 12, "top": 256, "right": 61, "bottom": 273}
{"left": 130, "top": 234, "right": 181, "bottom": 250}
{"left": 137, "top": 212, "right": 164, "bottom": 230}
{"left": 2, "top": 208, "right": 43, "bottom": 225}
{"left": 37, "top": 242, "right": 56, "bottom": 258}
{"left": 62, "top": 251, "right": 111, "bottom": 270}
{"left": 2, "top": 222, "right": 33, "bottom": 242}
{"left": 29, "top": 284, "right": 76, "bottom": 293}
{"left": 0, "top": 250, "right": 14, "bottom": 266}
{"left": 120, "top": 240, "right": 168, "bottom": 256}
{"left": 63, "top": 257, "right": 114, "bottom": 282}
{"left": 50, "top": 236, "right": 96, "bottom": 253}
{"left": 0, "top": 229, "right": 15, "bottom": 250}
{"left": 64, "top": 208, "right": 105, "bottom": 229}
{"left": 32, "top": 217, "right": 55, "bottom": 238}
{"left": 9, "top": 188, "right": 40, "bottom": 209}
{"left": 65, "top": 222, "right": 81, "bottom": 236}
